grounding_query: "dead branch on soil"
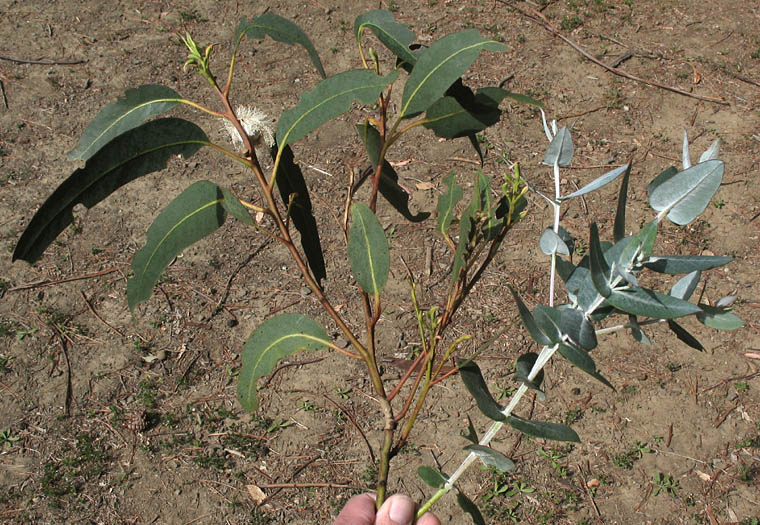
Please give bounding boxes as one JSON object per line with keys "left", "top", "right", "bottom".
{"left": 8, "top": 266, "right": 126, "bottom": 291}
{"left": 0, "top": 55, "right": 87, "bottom": 65}
{"left": 494, "top": 0, "right": 730, "bottom": 106}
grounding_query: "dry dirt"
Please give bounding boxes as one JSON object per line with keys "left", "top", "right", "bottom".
{"left": 1, "top": 0, "right": 760, "bottom": 524}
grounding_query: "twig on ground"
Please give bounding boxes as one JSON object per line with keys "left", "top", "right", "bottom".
{"left": 256, "top": 482, "right": 365, "bottom": 490}
{"left": 51, "top": 325, "right": 73, "bottom": 416}
{"left": 81, "top": 291, "right": 125, "bottom": 337}
{"left": 494, "top": 0, "right": 729, "bottom": 106}
{"left": 9, "top": 266, "right": 126, "bottom": 291}
{"left": 0, "top": 55, "right": 87, "bottom": 65}
{"left": 577, "top": 464, "right": 602, "bottom": 518}
{"left": 713, "top": 399, "right": 739, "bottom": 428}
{"left": 320, "top": 393, "right": 376, "bottom": 465}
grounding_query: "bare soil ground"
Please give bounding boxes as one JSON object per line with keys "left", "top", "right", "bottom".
{"left": 1, "top": 1, "right": 759, "bottom": 523}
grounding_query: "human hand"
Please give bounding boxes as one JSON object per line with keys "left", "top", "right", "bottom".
{"left": 333, "top": 493, "right": 441, "bottom": 525}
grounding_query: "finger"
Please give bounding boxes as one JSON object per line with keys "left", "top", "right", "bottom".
{"left": 375, "top": 494, "right": 416, "bottom": 525}
{"left": 333, "top": 493, "right": 377, "bottom": 525}
{"left": 416, "top": 512, "right": 441, "bottom": 525}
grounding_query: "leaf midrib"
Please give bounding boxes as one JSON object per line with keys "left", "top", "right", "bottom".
{"left": 401, "top": 39, "right": 499, "bottom": 117}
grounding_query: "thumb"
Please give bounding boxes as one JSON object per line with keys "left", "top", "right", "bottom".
{"left": 375, "top": 494, "right": 416, "bottom": 525}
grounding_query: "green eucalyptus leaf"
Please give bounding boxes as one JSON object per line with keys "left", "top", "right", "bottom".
{"left": 559, "top": 163, "right": 629, "bottom": 201}
{"left": 509, "top": 286, "right": 553, "bottom": 346}
{"left": 515, "top": 352, "right": 545, "bottom": 399}
{"left": 628, "top": 315, "right": 651, "bottom": 345}
{"left": 437, "top": 172, "right": 463, "bottom": 236}
{"left": 682, "top": 129, "right": 692, "bottom": 170}
{"left": 613, "top": 162, "right": 632, "bottom": 242}
{"left": 354, "top": 10, "right": 417, "bottom": 66}
{"left": 238, "top": 314, "right": 330, "bottom": 412}
{"left": 649, "top": 160, "right": 724, "bottom": 225}
{"left": 236, "top": 13, "right": 326, "bottom": 78}
{"left": 418, "top": 466, "right": 448, "bottom": 488}
{"left": 696, "top": 305, "right": 745, "bottom": 330}
{"left": 458, "top": 359, "right": 506, "bottom": 422}
{"left": 277, "top": 69, "right": 398, "bottom": 151}
{"left": 533, "top": 306, "right": 563, "bottom": 344}
{"left": 558, "top": 343, "right": 614, "bottom": 389}
{"left": 451, "top": 203, "right": 476, "bottom": 287}
{"left": 647, "top": 166, "right": 678, "bottom": 196}
{"left": 464, "top": 415, "right": 479, "bottom": 444}
{"left": 539, "top": 228, "right": 570, "bottom": 256}
{"left": 644, "top": 255, "right": 732, "bottom": 274}
{"left": 542, "top": 126, "right": 573, "bottom": 167}
{"left": 348, "top": 202, "right": 390, "bottom": 299}
{"left": 356, "top": 122, "right": 429, "bottom": 222}
{"left": 606, "top": 288, "right": 701, "bottom": 319}
{"left": 128, "top": 181, "right": 226, "bottom": 311}
{"left": 667, "top": 320, "right": 704, "bottom": 351}
{"left": 560, "top": 306, "right": 597, "bottom": 350}
{"left": 556, "top": 256, "right": 576, "bottom": 284}
{"left": 464, "top": 445, "right": 516, "bottom": 473}
{"left": 507, "top": 415, "right": 580, "bottom": 443}
{"left": 400, "top": 29, "right": 508, "bottom": 118}
{"left": 669, "top": 270, "right": 701, "bottom": 300}
{"left": 68, "top": 84, "right": 183, "bottom": 161}
{"left": 457, "top": 492, "right": 486, "bottom": 525}
{"left": 422, "top": 87, "right": 540, "bottom": 140}
{"left": 14, "top": 118, "right": 209, "bottom": 264}
{"left": 220, "top": 187, "right": 255, "bottom": 226}
{"left": 699, "top": 139, "right": 721, "bottom": 163}
{"left": 589, "top": 223, "right": 612, "bottom": 297}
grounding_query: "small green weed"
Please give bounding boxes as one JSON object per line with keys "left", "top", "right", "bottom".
{"left": 0, "top": 429, "right": 20, "bottom": 447}
{"left": 653, "top": 472, "right": 679, "bottom": 496}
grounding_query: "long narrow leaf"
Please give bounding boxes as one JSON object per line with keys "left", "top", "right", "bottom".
{"left": 400, "top": 29, "right": 507, "bottom": 118}
{"left": 507, "top": 415, "right": 580, "bottom": 443}
{"left": 508, "top": 286, "right": 553, "bottom": 346}
{"left": 68, "top": 84, "right": 183, "bottom": 161}
{"left": 356, "top": 122, "right": 429, "bottom": 221}
{"left": 699, "top": 139, "right": 720, "bottom": 162}
{"left": 236, "top": 14, "right": 325, "bottom": 78}
{"left": 644, "top": 255, "right": 732, "bottom": 274}
{"left": 437, "top": 172, "right": 463, "bottom": 236}
{"left": 238, "top": 314, "right": 330, "bottom": 412}
{"left": 559, "top": 163, "right": 629, "bottom": 202}
{"left": 542, "top": 126, "right": 573, "bottom": 167}
{"left": 277, "top": 70, "right": 397, "bottom": 151}
{"left": 14, "top": 118, "right": 209, "bottom": 264}
{"left": 458, "top": 360, "right": 506, "bottom": 422}
{"left": 348, "top": 203, "right": 390, "bottom": 298}
{"left": 464, "top": 445, "right": 515, "bottom": 473}
{"left": 128, "top": 181, "right": 226, "bottom": 311}
{"left": 418, "top": 466, "right": 448, "bottom": 488}
{"left": 557, "top": 343, "right": 614, "bottom": 389}
{"left": 354, "top": 10, "right": 417, "bottom": 66}
{"left": 589, "top": 223, "right": 612, "bottom": 297}
{"left": 669, "top": 270, "right": 701, "bottom": 300}
{"left": 613, "top": 162, "right": 632, "bottom": 242}
{"left": 606, "top": 288, "right": 701, "bottom": 319}
{"left": 682, "top": 129, "right": 691, "bottom": 170}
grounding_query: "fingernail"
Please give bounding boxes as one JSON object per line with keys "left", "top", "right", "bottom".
{"left": 389, "top": 496, "right": 415, "bottom": 525}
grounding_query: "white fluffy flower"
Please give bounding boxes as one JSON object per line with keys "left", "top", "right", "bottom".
{"left": 224, "top": 106, "right": 275, "bottom": 150}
